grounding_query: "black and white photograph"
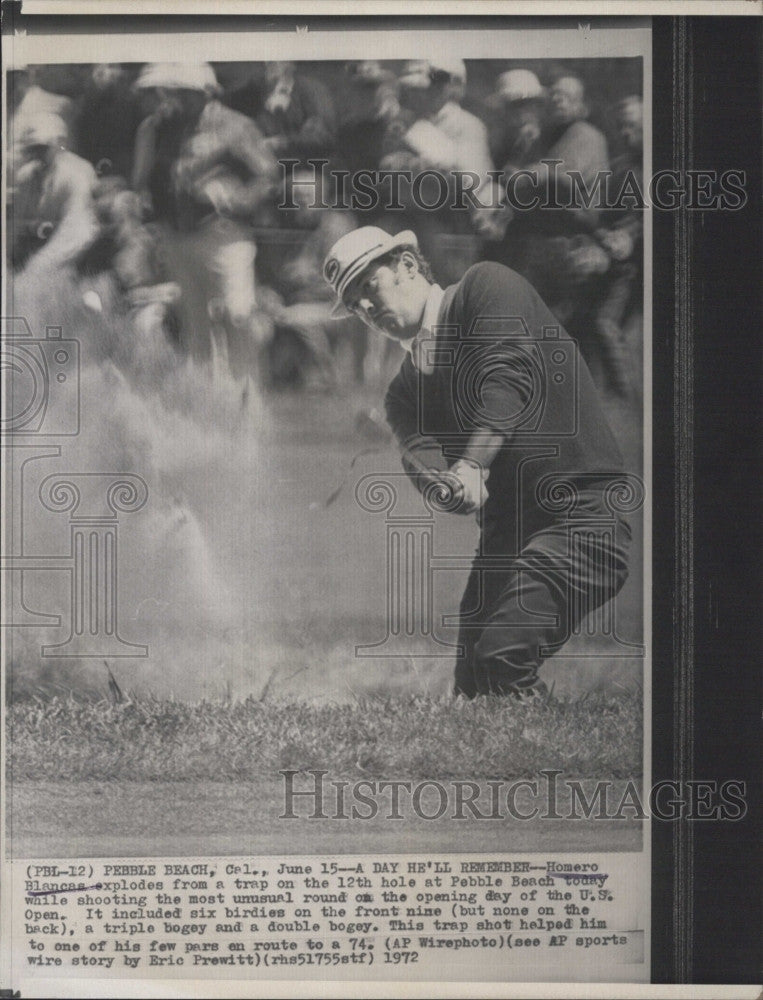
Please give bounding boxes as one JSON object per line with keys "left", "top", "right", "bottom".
{"left": 1, "top": 5, "right": 760, "bottom": 997}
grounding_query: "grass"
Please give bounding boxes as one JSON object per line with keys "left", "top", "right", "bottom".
{"left": 8, "top": 689, "right": 642, "bottom": 784}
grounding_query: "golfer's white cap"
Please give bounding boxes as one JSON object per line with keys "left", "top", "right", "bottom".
{"left": 324, "top": 226, "right": 418, "bottom": 316}
{"left": 134, "top": 62, "right": 219, "bottom": 94}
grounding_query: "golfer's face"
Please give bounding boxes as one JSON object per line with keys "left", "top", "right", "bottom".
{"left": 344, "top": 261, "right": 413, "bottom": 339}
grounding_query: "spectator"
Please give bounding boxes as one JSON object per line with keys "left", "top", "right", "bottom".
{"left": 485, "top": 68, "right": 547, "bottom": 171}
{"left": 481, "top": 71, "right": 613, "bottom": 379}
{"left": 387, "top": 58, "right": 492, "bottom": 176}
{"left": 545, "top": 74, "right": 610, "bottom": 194}
{"left": 336, "top": 61, "right": 400, "bottom": 179}
{"left": 76, "top": 64, "right": 143, "bottom": 181}
{"left": 131, "top": 62, "right": 278, "bottom": 372}
{"left": 613, "top": 93, "right": 643, "bottom": 161}
{"left": 591, "top": 95, "right": 644, "bottom": 395}
{"left": 9, "top": 112, "right": 100, "bottom": 277}
{"left": 271, "top": 166, "right": 363, "bottom": 388}
{"left": 94, "top": 181, "right": 181, "bottom": 343}
{"left": 11, "top": 66, "right": 82, "bottom": 142}
{"left": 253, "top": 62, "right": 337, "bottom": 159}
{"left": 481, "top": 71, "right": 611, "bottom": 243}
{"left": 380, "top": 59, "right": 493, "bottom": 279}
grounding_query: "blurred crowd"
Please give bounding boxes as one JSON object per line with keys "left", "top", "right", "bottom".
{"left": 7, "top": 59, "right": 644, "bottom": 397}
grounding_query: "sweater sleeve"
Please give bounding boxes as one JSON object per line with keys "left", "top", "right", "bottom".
{"left": 384, "top": 363, "right": 450, "bottom": 488}
{"left": 453, "top": 263, "right": 550, "bottom": 437}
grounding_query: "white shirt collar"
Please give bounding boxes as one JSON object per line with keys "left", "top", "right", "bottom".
{"left": 400, "top": 283, "right": 445, "bottom": 356}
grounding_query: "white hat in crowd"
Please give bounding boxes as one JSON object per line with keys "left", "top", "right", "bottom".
{"left": 19, "top": 112, "right": 68, "bottom": 148}
{"left": 323, "top": 226, "right": 419, "bottom": 315}
{"left": 491, "top": 68, "right": 544, "bottom": 104}
{"left": 398, "top": 59, "right": 467, "bottom": 89}
{"left": 134, "top": 62, "right": 219, "bottom": 94}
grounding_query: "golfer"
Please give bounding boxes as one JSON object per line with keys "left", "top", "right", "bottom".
{"left": 323, "top": 227, "right": 631, "bottom": 698}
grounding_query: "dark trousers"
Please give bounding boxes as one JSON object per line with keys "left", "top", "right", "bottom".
{"left": 454, "top": 513, "right": 631, "bottom": 697}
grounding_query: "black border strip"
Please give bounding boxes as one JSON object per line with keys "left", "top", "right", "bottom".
{"left": 652, "top": 15, "right": 762, "bottom": 985}
{"left": 651, "top": 16, "right": 679, "bottom": 983}
{"left": 688, "top": 17, "right": 761, "bottom": 986}
{"left": 672, "top": 16, "right": 695, "bottom": 984}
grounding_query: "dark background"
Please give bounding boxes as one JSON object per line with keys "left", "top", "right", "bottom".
{"left": 1, "top": 6, "right": 761, "bottom": 986}
{"left": 651, "top": 16, "right": 762, "bottom": 986}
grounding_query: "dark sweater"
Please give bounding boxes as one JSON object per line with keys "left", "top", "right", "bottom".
{"left": 384, "top": 262, "right": 625, "bottom": 546}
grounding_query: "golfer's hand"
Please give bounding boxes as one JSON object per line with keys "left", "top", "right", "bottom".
{"left": 448, "top": 459, "right": 489, "bottom": 514}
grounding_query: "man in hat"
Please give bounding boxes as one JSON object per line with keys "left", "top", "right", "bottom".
{"left": 9, "top": 112, "right": 100, "bottom": 275}
{"left": 131, "top": 62, "right": 277, "bottom": 369}
{"left": 486, "top": 68, "right": 548, "bottom": 173}
{"left": 379, "top": 59, "right": 494, "bottom": 276}
{"left": 323, "top": 226, "right": 632, "bottom": 698}
{"left": 386, "top": 58, "right": 492, "bottom": 177}
{"left": 479, "top": 71, "right": 615, "bottom": 386}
